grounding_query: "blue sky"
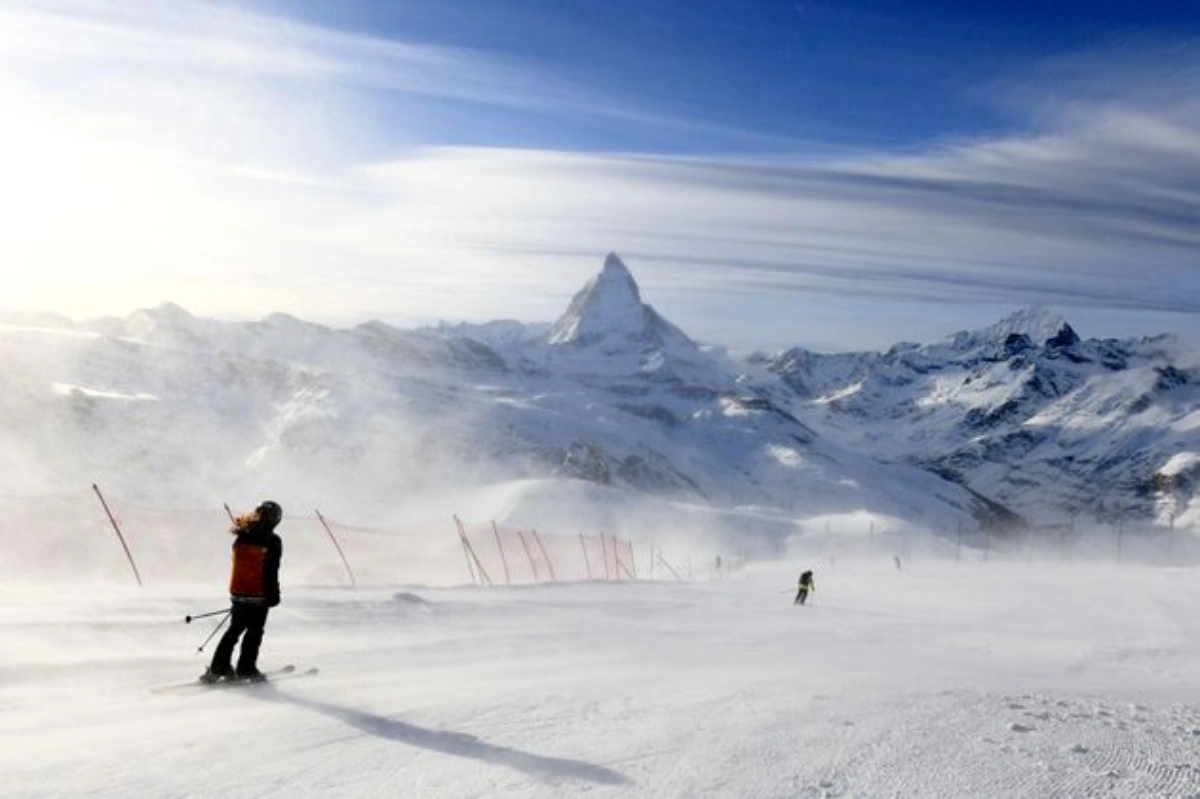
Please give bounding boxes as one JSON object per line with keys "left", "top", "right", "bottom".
{"left": 248, "top": 1, "right": 1200, "bottom": 151}
{"left": 250, "top": 0, "right": 1200, "bottom": 152}
{"left": 2, "top": 0, "right": 1200, "bottom": 351}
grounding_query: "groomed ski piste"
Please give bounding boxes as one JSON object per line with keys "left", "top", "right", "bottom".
{"left": 5, "top": 559, "right": 1200, "bottom": 797}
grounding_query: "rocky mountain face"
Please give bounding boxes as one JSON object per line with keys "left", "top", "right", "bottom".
{"left": 762, "top": 307, "right": 1200, "bottom": 528}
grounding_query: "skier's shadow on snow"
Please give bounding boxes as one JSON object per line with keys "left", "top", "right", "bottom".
{"left": 251, "top": 686, "right": 630, "bottom": 787}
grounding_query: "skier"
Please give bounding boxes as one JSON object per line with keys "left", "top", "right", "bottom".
{"left": 202, "top": 500, "right": 283, "bottom": 683}
{"left": 794, "top": 569, "right": 815, "bottom": 606}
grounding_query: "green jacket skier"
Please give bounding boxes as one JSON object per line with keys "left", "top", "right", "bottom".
{"left": 794, "top": 570, "right": 815, "bottom": 605}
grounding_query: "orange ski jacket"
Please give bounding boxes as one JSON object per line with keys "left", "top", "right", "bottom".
{"left": 229, "top": 528, "right": 282, "bottom": 603}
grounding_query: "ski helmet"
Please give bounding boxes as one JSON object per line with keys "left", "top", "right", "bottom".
{"left": 257, "top": 500, "right": 282, "bottom": 527}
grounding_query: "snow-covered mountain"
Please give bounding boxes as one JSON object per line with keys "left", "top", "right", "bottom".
{"left": 0, "top": 253, "right": 1005, "bottom": 551}
{"left": 761, "top": 307, "right": 1200, "bottom": 528}
{"left": 4, "top": 254, "right": 1193, "bottom": 546}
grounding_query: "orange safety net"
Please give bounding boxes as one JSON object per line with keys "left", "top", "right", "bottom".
{"left": 0, "top": 488, "right": 639, "bottom": 587}
{"left": 455, "top": 518, "right": 638, "bottom": 585}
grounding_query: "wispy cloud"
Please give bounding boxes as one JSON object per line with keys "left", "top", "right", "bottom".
{"left": 354, "top": 85, "right": 1200, "bottom": 316}
{"left": 0, "top": 0, "right": 548, "bottom": 107}
{"left": 1, "top": 3, "right": 1198, "bottom": 350}
{"left": 325, "top": 51, "right": 1200, "bottom": 345}
{"left": 0, "top": 0, "right": 798, "bottom": 148}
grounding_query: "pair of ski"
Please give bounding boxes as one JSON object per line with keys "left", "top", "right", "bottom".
{"left": 152, "top": 664, "right": 318, "bottom": 695}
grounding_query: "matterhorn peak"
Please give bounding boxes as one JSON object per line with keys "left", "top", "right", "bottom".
{"left": 545, "top": 253, "right": 719, "bottom": 385}
{"left": 549, "top": 252, "right": 651, "bottom": 345}
{"left": 600, "top": 252, "right": 639, "bottom": 292}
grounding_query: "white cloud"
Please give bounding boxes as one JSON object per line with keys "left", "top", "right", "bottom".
{"left": 0, "top": 1, "right": 529, "bottom": 101}
{"left": 343, "top": 107, "right": 1200, "bottom": 318}
{"left": 0, "top": 0, "right": 754, "bottom": 140}
{"left": 0, "top": 2, "right": 1198, "bottom": 350}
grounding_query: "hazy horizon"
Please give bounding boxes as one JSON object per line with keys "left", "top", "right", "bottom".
{"left": 2, "top": 268, "right": 1196, "bottom": 356}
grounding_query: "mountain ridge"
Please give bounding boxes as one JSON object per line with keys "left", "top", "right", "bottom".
{"left": 0, "top": 254, "right": 1195, "bottom": 541}
{"left": 765, "top": 308, "right": 1198, "bottom": 528}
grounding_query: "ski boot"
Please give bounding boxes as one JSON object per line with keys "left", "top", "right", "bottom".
{"left": 200, "top": 666, "right": 235, "bottom": 684}
{"left": 235, "top": 668, "right": 268, "bottom": 683}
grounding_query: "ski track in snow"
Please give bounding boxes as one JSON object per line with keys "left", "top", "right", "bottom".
{"left": 3, "top": 561, "right": 1200, "bottom": 798}
{"left": 808, "top": 693, "right": 1200, "bottom": 798}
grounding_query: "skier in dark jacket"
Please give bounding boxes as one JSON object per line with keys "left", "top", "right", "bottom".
{"left": 794, "top": 569, "right": 815, "bottom": 605}
{"left": 203, "top": 500, "right": 283, "bottom": 683}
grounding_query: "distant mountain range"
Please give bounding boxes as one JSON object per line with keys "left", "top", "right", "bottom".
{"left": 759, "top": 305, "right": 1199, "bottom": 529}
{"left": 0, "top": 253, "right": 1195, "bottom": 545}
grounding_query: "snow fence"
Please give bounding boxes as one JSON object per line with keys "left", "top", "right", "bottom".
{"left": 454, "top": 517, "right": 636, "bottom": 585}
{"left": 0, "top": 487, "right": 638, "bottom": 587}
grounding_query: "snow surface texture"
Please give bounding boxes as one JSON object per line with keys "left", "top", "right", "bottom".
{"left": 5, "top": 561, "right": 1200, "bottom": 798}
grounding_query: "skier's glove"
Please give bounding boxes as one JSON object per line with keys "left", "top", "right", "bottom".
{"left": 268, "top": 594, "right": 281, "bottom": 607}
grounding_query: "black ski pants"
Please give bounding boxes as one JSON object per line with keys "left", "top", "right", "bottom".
{"left": 794, "top": 589, "right": 809, "bottom": 605}
{"left": 211, "top": 602, "right": 270, "bottom": 674}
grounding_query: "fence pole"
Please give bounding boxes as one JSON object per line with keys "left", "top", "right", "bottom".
{"left": 656, "top": 552, "right": 684, "bottom": 581}
{"left": 453, "top": 516, "right": 478, "bottom": 586}
{"left": 1117, "top": 515, "right": 1125, "bottom": 564}
{"left": 315, "top": 509, "right": 357, "bottom": 588}
{"left": 627, "top": 539, "right": 637, "bottom": 578}
{"left": 614, "top": 542, "right": 635, "bottom": 579}
{"left": 516, "top": 530, "right": 540, "bottom": 581}
{"left": 531, "top": 530, "right": 556, "bottom": 581}
{"left": 492, "top": 521, "right": 512, "bottom": 585}
{"left": 600, "top": 532, "right": 612, "bottom": 579}
{"left": 91, "top": 483, "right": 143, "bottom": 586}
{"left": 455, "top": 517, "right": 492, "bottom": 586}
{"left": 580, "top": 534, "right": 592, "bottom": 579}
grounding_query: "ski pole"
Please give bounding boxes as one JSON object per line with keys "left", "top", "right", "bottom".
{"left": 185, "top": 609, "right": 229, "bottom": 624}
{"left": 196, "top": 611, "right": 231, "bottom": 653}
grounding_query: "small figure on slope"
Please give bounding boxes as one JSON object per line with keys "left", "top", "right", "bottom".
{"left": 794, "top": 569, "right": 815, "bottom": 606}
{"left": 202, "top": 500, "right": 283, "bottom": 683}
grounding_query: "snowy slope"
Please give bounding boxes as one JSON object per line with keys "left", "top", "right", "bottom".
{"left": 5, "top": 561, "right": 1200, "bottom": 797}
{"left": 0, "top": 254, "right": 996, "bottom": 549}
{"left": 763, "top": 307, "right": 1200, "bottom": 527}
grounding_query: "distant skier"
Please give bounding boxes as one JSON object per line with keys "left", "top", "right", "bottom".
{"left": 794, "top": 570, "right": 815, "bottom": 606}
{"left": 202, "top": 500, "right": 283, "bottom": 683}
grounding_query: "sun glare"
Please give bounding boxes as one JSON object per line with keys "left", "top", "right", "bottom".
{"left": 0, "top": 83, "right": 207, "bottom": 313}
